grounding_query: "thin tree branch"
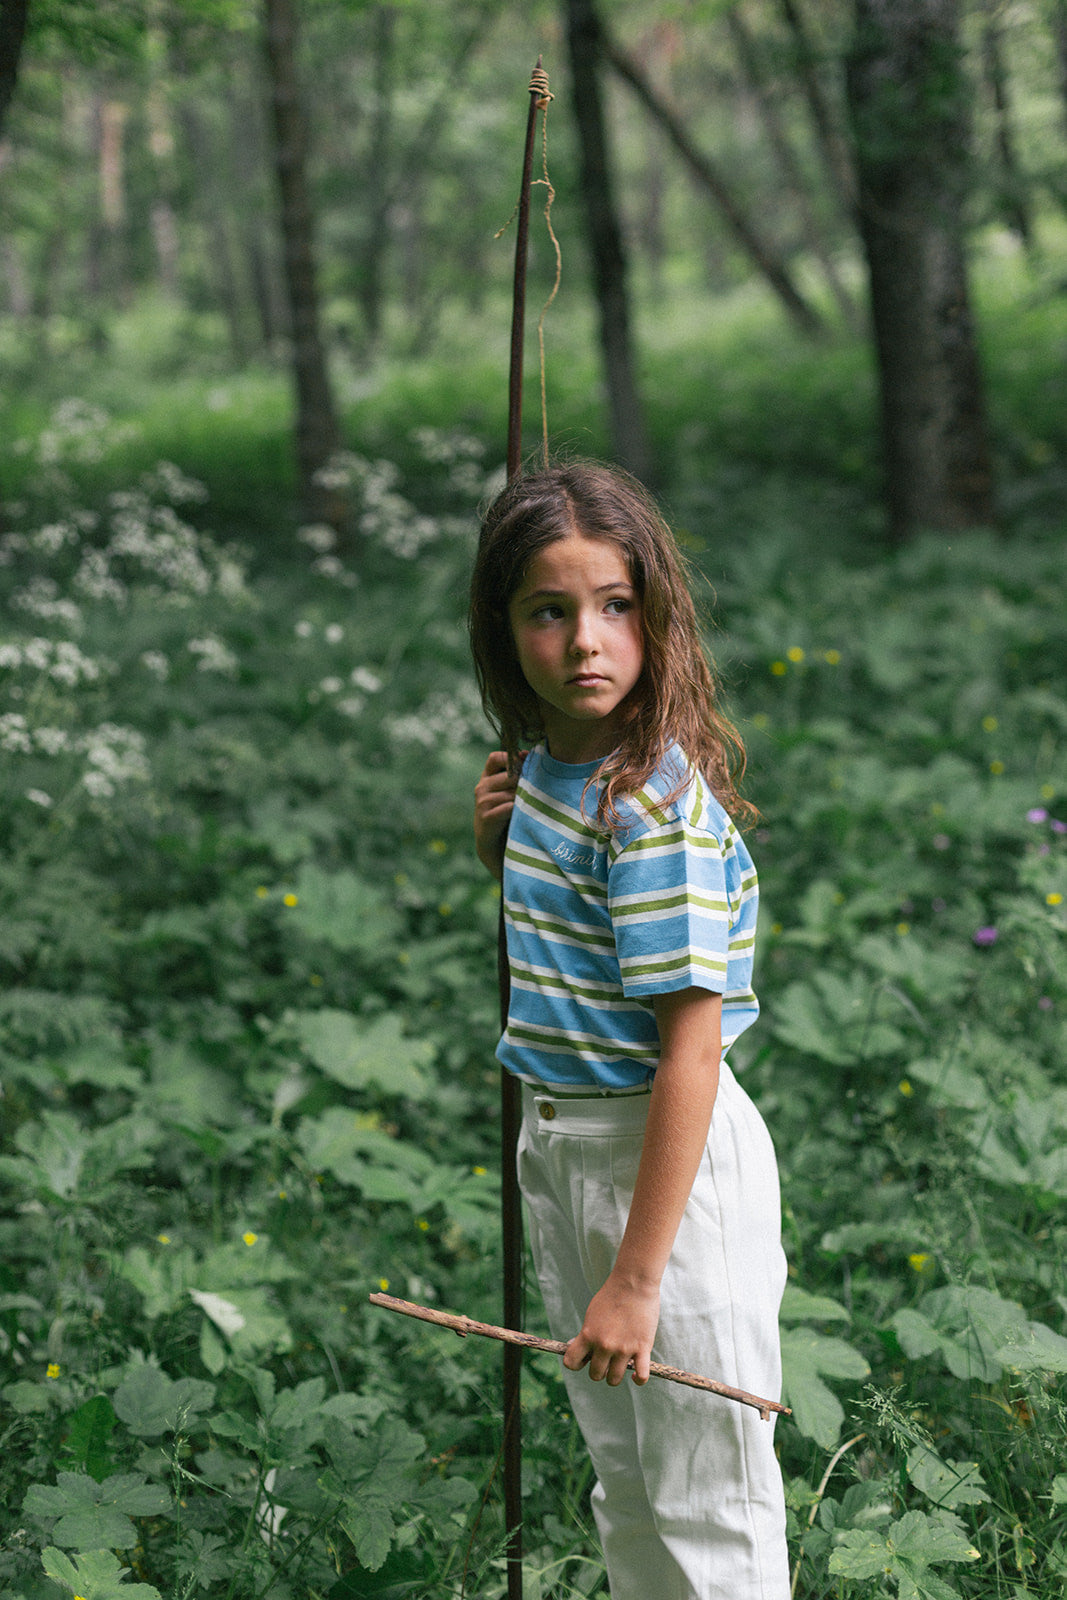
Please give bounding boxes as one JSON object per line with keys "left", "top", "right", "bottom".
{"left": 369, "top": 1293, "right": 791, "bottom": 1420}
{"left": 601, "top": 25, "right": 822, "bottom": 335}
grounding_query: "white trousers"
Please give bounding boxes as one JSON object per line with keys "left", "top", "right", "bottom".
{"left": 517, "top": 1062, "right": 790, "bottom": 1600}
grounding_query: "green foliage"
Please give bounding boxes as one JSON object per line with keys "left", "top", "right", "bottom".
{"left": 1, "top": 380, "right": 1065, "bottom": 1600}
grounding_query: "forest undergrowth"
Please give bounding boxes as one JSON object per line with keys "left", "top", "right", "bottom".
{"left": 0, "top": 342, "right": 1065, "bottom": 1600}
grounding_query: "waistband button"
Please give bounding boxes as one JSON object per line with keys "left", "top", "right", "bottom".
{"left": 538, "top": 1101, "right": 556, "bottom": 1120}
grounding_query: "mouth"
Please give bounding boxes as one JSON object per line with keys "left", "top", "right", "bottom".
{"left": 567, "top": 673, "right": 607, "bottom": 687}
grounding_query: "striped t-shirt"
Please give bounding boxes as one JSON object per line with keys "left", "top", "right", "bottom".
{"left": 497, "top": 743, "right": 759, "bottom": 1089}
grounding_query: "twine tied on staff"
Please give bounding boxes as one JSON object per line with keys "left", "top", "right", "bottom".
{"left": 369, "top": 1293, "right": 791, "bottom": 1423}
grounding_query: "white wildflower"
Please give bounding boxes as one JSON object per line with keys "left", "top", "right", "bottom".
{"left": 26, "top": 789, "right": 54, "bottom": 807}
{"left": 141, "top": 651, "right": 169, "bottom": 679}
{"left": 319, "top": 677, "right": 343, "bottom": 695}
{"left": 74, "top": 549, "right": 128, "bottom": 604}
{"left": 50, "top": 641, "right": 103, "bottom": 686}
{"left": 188, "top": 636, "right": 238, "bottom": 676}
{"left": 83, "top": 769, "right": 115, "bottom": 799}
{"left": 387, "top": 682, "right": 486, "bottom": 749}
{"left": 144, "top": 461, "right": 208, "bottom": 505}
{"left": 0, "top": 714, "right": 33, "bottom": 753}
{"left": 336, "top": 696, "right": 365, "bottom": 718}
{"left": 298, "top": 523, "right": 337, "bottom": 554}
{"left": 32, "top": 522, "right": 78, "bottom": 555}
{"left": 80, "top": 723, "right": 149, "bottom": 787}
{"left": 294, "top": 620, "right": 314, "bottom": 638}
{"left": 350, "top": 666, "right": 382, "bottom": 693}
{"left": 34, "top": 728, "right": 71, "bottom": 755}
{"left": 324, "top": 623, "right": 344, "bottom": 644}
{"left": 312, "top": 556, "right": 344, "bottom": 578}
{"left": 11, "top": 579, "right": 83, "bottom": 628}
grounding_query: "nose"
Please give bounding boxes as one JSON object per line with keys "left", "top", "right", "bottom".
{"left": 570, "top": 607, "right": 599, "bottom": 656}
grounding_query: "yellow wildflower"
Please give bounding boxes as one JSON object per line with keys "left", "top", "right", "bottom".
{"left": 378, "top": 1277, "right": 390, "bottom": 1292}
{"left": 823, "top": 649, "right": 841, "bottom": 665}
{"left": 990, "top": 761, "right": 1005, "bottom": 776}
{"left": 770, "top": 660, "right": 787, "bottom": 677}
{"left": 982, "top": 715, "right": 998, "bottom": 733}
{"left": 787, "top": 647, "right": 805, "bottom": 663}
{"left": 283, "top": 892, "right": 298, "bottom": 907}
{"left": 255, "top": 886, "right": 269, "bottom": 899}
{"left": 1048, "top": 893, "right": 1064, "bottom": 907}
{"left": 908, "top": 1253, "right": 930, "bottom": 1272}
{"left": 429, "top": 839, "right": 448, "bottom": 855}
{"left": 46, "top": 1363, "right": 61, "bottom": 1379}
{"left": 899, "top": 1080, "right": 913, "bottom": 1097}
{"left": 243, "top": 1231, "right": 258, "bottom": 1247}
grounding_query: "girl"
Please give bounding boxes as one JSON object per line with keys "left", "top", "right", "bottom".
{"left": 470, "top": 463, "right": 789, "bottom": 1600}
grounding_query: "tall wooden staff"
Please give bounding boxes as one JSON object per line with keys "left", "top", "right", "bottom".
{"left": 501, "top": 56, "right": 552, "bottom": 1600}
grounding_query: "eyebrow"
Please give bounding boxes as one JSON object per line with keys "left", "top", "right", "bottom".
{"left": 515, "top": 581, "right": 634, "bottom": 603}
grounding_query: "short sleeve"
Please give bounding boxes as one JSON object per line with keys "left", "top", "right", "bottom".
{"left": 608, "top": 813, "right": 742, "bottom": 998}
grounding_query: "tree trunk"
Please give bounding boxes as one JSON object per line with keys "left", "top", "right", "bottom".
{"left": 0, "top": 0, "right": 30, "bottom": 140}
{"left": 145, "top": 30, "right": 181, "bottom": 297}
{"left": 775, "top": 0, "right": 856, "bottom": 212}
{"left": 355, "top": 4, "right": 396, "bottom": 355}
{"left": 602, "top": 28, "right": 824, "bottom": 336}
{"left": 727, "top": 5, "right": 859, "bottom": 330}
{"left": 846, "top": 0, "right": 995, "bottom": 540}
{"left": 980, "top": 1, "right": 1032, "bottom": 246}
{"left": 180, "top": 102, "right": 252, "bottom": 363}
{"left": 564, "top": 0, "right": 651, "bottom": 481}
{"left": 1052, "top": 0, "right": 1067, "bottom": 147}
{"left": 261, "top": 0, "right": 346, "bottom": 530}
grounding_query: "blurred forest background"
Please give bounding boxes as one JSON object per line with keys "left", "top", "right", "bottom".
{"left": 1, "top": 3, "right": 1066, "bottom": 1599}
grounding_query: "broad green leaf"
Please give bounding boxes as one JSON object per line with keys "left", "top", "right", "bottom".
{"left": 829, "top": 1508, "right": 979, "bottom": 1597}
{"left": 288, "top": 863, "right": 402, "bottom": 953}
{"left": 779, "top": 1327, "right": 869, "bottom": 1448}
{"left": 338, "top": 1496, "right": 394, "bottom": 1573}
{"left": 12, "top": 1112, "right": 88, "bottom": 1199}
{"left": 117, "top": 1244, "right": 197, "bottom": 1319}
{"left": 907, "top": 1445, "right": 990, "bottom": 1509}
{"left": 62, "top": 1395, "right": 117, "bottom": 1481}
{"left": 772, "top": 972, "right": 907, "bottom": 1065}
{"left": 25, "top": 1471, "right": 170, "bottom": 1551}
{"left": 779, "top": 1286, "right": 850, "bottom": 1324}
{"left": 289, "top": 1009, "right": 433, "bottom": 1098}
{"left": 994, "top": 1320, "right": 1067, "bottom": 1373}
{"left": 295, "top": 1108, "right": 435, "bottom": 1199}
{"left": 892, "top": 1285, "right": 1032, "bottom": 1383}
{"left": 112, "top": 1361, "right": 216, "bottom": 1438}
{"left": 42, "top": 1545, "right": 163, "bottom": 1600}
{"left": 189, "top": 1287, "right": 292, "bottom": 1362}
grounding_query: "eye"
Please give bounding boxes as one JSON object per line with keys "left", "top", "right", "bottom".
{"left": 604, "top": 596, "right": 633, "bottom": 615}
{"left": 529, "top": 602, "right": 564, "bottom": 622}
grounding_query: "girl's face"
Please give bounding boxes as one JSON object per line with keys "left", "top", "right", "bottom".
{"left": 506, "top": 531, "right": 644, "bottom": 764}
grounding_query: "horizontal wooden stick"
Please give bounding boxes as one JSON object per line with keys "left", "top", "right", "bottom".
{"left": 369, "top": 1293, "right": 790, "bottom": 1420}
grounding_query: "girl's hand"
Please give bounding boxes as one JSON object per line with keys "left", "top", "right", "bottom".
{"left": 562, "top": 1272, "right": 661, "bottom": 1386}
{"left": 474, "top": 750, "right": 522, "bottom": 880}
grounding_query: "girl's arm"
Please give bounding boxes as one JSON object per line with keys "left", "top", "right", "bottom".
{"left": 473, "top": 749, "right": 520, "bottom": 880}
{"left": 562, "top": 987, "right": 722, "bottom": 1386}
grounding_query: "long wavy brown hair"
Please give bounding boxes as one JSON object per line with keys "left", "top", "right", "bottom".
{"left": 469, "top": 461, "right": 755, "bottom": 831}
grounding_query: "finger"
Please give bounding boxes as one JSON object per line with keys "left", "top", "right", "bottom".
{"left": 631, "top": 1353, "right": 651, "bottom": 1386}
{"left": 562, "top": 1334, "right": 591, "bottom": 1373}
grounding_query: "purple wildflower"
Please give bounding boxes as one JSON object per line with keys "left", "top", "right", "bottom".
{"left": 1038, "top": 996, "right": 1054, "bottom": 1011}
{"left": 973, "top": 926, "right": 998, "bottom": 947}
{"left": 1027, "top": 808, "right": 1049, "bottom": 824}
{"left": 1052, "top": 819, "right": 1067, "bottom": 834}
